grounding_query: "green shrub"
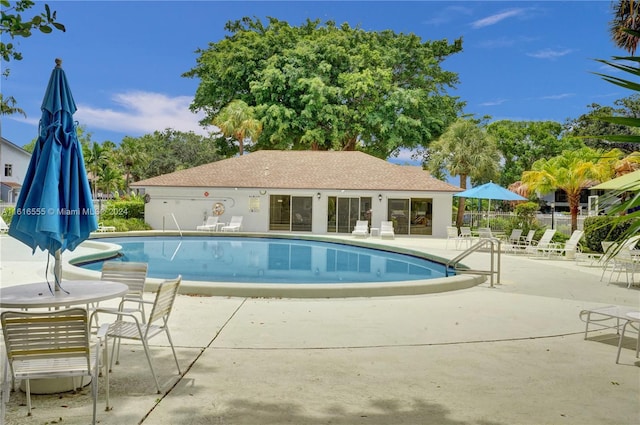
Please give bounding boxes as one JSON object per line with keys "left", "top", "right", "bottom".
{"left": 583, "top": 216, "right": 636, "bottom": 252}
{"left": 2, "top": 207, "right": 14, "bottom": 225}
{"left": 100, "top": 199, "right": 144, "bottom": 220}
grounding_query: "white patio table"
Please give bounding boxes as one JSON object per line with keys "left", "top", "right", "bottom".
{"left": 0, "top": 280, "right": 128, "bottom": 394}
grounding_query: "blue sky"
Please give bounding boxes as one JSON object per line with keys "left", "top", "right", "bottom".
{"left": 2, "top": 1, "right": 628, "bottom": 164}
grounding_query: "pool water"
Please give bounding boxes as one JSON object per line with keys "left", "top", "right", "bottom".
{"left": 83, "top": 236, "right": 453, "bottom": 284}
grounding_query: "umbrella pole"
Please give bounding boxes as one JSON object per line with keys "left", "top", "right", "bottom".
{"left": 54, "top": 249, "right": 62, "bottom": 291}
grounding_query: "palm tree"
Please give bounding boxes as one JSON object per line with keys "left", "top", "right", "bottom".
{"left": 85, "top": 141, "right": 110, "bottom": 198}
{"left": 117, "top": 137, "right": 149, "bottom": 194}
{"left": 522, "top": 147, "right": 620, "bottom": 233}
{"left": 427, "top": 119, "right": 500, "bottom": 228}
{"left": 212, "top": 99, "right": 262, "bottom": 156}
{"left": 610, "top": 0, "right": 640, "bottom": 55}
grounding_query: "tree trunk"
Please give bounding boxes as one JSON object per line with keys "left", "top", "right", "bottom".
{"left": 455, "top": 174, "right": 468, "bottom": 229}
{"left": 568, "top": 191, "right": 581, "bottom": 233}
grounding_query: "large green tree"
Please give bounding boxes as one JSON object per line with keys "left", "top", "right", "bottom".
{"left": 1, "top": 0, "right": 65, "bottom": 116}
{"left": 184, "top": 17, "right": 463, "bottom": 158}
{"left": 522, "top": 147, "right": 620, "bottom": 232}
{"left": 121, "top": 129, "right": 223, "bottom": 180}
{"left": 427, "top": 118, "right": 500, "bottom": 228}
{"left": 563, "top": 96, "right": 640, "bottom": 153}
{"left": 486, "top": 120, "right": 585, "bottom": 187}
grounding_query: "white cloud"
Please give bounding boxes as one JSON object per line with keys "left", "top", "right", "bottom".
{"left": 540, "top": 93, "right": 575, "bottom": 100}
{"left": 527, "top": 48, "right": 573, "bottom": 59}
{"left": 480, "top": 99, "right": 508, "bottom": 106}
{"left": 74, "top": 91, "right": 211, "bottom": 136}
{"left": 471, "top": 9, "right": 525, "bottom": 29}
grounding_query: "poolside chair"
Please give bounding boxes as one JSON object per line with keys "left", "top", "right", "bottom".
{"left": 601, "top": 236, "right": 640, "bottom": 288}
{"left": 0, "top": 217, "right": 8, "bottom": 233}
{"left": 97, "top": 261, "right": 150, "bottom": 324}
{"left": 352, "top": 220, "right": 369, "bottom": 238}
{"left": 525, "top": 229, "right": 557, "bottom": 256}
{"left": 221, "top": 216, "right": 243, "bottom": 232}
{"left": 477, "top": 227, "right": 493, "bottom": 239}
{"left": 445, "top": 226, "right": 459, "bottom": 249}
{"left": 96, "top": 222, "right": 116, "bottom": 232}
{"left": 458, "top": 227, "right": 473, "bottom": 249}
{"left": 1, "top": 308, "right": 109, "bottom": 423}
{"left": 502, "top": 229, "right": 523, "bottom": 252}
{"left": 380, "top": 221, "right": 395, "bottom": 239}
{"left": 541, "top": 230, "right": 584, "bottom": 259}
{"left": 196, "top": 216, "right": 219, "bottom": 231}
{"left": 99, "top": 275, "right": 182, "bottom": 394}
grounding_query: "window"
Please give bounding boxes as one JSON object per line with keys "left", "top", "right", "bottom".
{"left": 327, "top": 196, "right": 372, "bottom": 233}
{"left": 4, "top": 164, "right": 12, "bottom": 177}
{"left": 269, "top": 195, "right": 312, "bottom": 232}
{"left": 387, "top": 197, "right": 433, "bottom": 235}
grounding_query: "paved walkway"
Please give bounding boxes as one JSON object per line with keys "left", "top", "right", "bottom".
{"left": 1, "top": 234, "right": 639, "bottom": 425}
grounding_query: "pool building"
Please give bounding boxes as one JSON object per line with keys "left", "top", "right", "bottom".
{"left": 131, "top": 150, "right": 462, "bottom": 237}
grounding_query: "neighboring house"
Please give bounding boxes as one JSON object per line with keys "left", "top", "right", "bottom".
{"left": 0, "top": 136, "right": 31, "bottom": 205}
{"left": 132, "top": 150, "right": 462, "bottom": 237}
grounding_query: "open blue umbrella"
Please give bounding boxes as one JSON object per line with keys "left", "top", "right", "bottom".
{"left": 9, "top": 58, "right": 97, "bottom": 291}
{"left": 453, "top": 181, "right": 527, "bottom": 228}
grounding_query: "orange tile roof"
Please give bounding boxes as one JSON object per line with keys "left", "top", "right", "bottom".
{"left": 132, "top": 150, "right": 461, "bottom": 192}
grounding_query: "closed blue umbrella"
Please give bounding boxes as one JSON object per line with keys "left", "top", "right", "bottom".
{"left": 9, "top": 59, "right": 97, "bottom": 291}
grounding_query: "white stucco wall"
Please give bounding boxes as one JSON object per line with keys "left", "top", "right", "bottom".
{"left": 0, "top": 139, "right": 31, "bottom": 203}
{"left": 140, "top": 187, "right": 455, "bottom": 237}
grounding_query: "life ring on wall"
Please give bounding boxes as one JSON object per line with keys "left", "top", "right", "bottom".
{"left": 212, "top": 202, "right": 225, "bottom": 216}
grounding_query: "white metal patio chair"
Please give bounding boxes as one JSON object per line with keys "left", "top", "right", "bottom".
{"left": 541, "top": 230, "right": 584, "bottom": 259}
{"left": 445, "top": 226, "right": 459, "bottom": 249}
{"left": 1, "top": 308, "right": 109, "bottom": 423}
{"left": 94, "top": 261, "right": 150, "bottom": 326}
{"left": 98, "top": 275, "right": 182, "bottom": 394}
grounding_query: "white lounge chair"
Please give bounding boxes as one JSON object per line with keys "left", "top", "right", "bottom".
{"left": 221, "top": 216, "right": 243, "bottom": 232}
{"left": 380, "top": 221, "right": 395, "bottom": 239}
{"left": 502, "top": 229, "right": 523, "bottom": 252}
{"left": 477, "top": 227, "right": 493, "bottom": 239}
{"left": 542, "top": 230, "right": 584, "bottom": 259}
{"left": 352, "top": 220, "right": 369, "bottom": 238}
{"left": 97, "top": 222, "right": 116, "bottom": 232}
{"left": 196, "top": 216, "right": 220, "bottom": 231}
{"left": 525, "top": 229, "right": 557, "bottom": 256}
{"left": 458, "top": 226, "right": 473, "bottom": 249}
{"left": 0, "top": 217, "right": 8, "bottom": 233}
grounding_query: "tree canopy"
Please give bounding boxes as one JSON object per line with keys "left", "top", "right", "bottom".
{"left": 486, "top": 120, "right": 585, "bottom": 187}
{"left": 184, "top": 17, "right": 463, "bottom": 158}
{"left": 1, "top": 0, "right": 65, "bottom": 116}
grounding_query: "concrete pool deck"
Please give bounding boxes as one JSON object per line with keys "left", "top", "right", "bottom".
{"left": 1, "top": 233, "right": 639, "bottom": 424}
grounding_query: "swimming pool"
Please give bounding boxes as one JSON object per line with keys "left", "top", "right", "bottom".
{"left": 83, "top": 236, "right": 455, "bottom": 284}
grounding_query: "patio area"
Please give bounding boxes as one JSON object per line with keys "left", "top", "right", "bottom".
{"left": 1, "top": 234, "right": 639, "bottom": 425}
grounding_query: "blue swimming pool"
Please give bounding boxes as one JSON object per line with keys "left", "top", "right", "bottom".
{"left": 83, "top": 236, "right": 454, "bottom": 284}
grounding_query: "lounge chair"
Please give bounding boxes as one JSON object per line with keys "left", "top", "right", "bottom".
{"left": 542, "top": 230, "right": 584, "bottom": 259}
{"left": 352, "top": 220, "right": 369, "bottom": 238}
{"left": 477, "top": 227, "right": 493, "bottom": 239}
{"left": 0, "top": 217, "right": 8, "bottom": 233}
{"left": 97, "top": 222, "right": 116, "bottom": 232}
{"left": 525, "top": 229, "right": 557, "bottom": 256}
{"left": 196, "top": 216, "right": 220, "bottom": 231}
{"left": 221, "top": 216, "right": 243, "bottom": 232}
{"left": 380, "top": 221, "right": 395, "bottom": 239}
